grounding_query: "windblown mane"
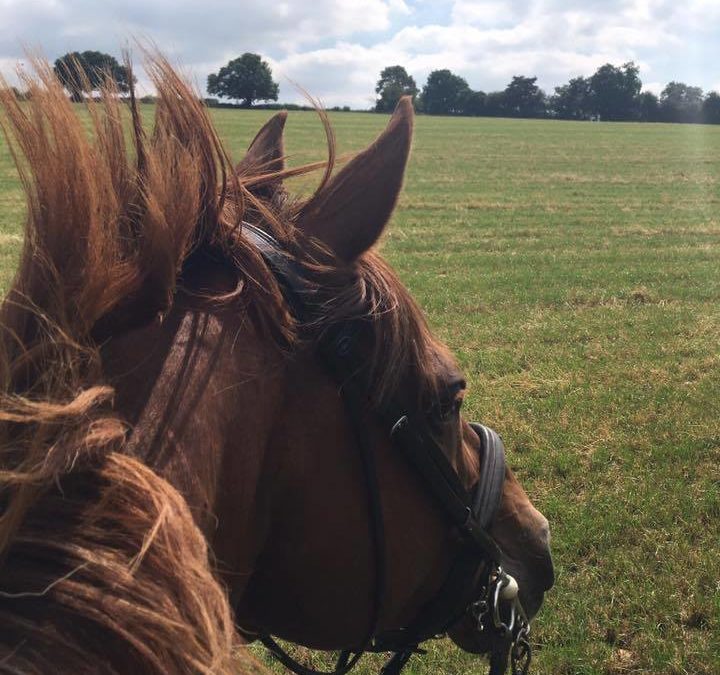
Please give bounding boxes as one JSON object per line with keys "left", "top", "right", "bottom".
{"left": 0, "top": 53, "right": 445, "bottom": 672}
{"left": 0, "top": 54, "right": 284, "bottom": 674}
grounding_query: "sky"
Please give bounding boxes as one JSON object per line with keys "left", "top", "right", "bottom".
{"left": 2, "top": 0, "right": 720, "bottom": 108}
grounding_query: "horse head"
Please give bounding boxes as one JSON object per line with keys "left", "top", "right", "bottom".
{"left": 225, "top": 98, "right": 554, "bottom": 668}
{"left": 0, "top": 57, "right": 552, "bottom": 673}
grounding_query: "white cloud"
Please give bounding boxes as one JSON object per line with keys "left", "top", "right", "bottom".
{"left": 388, "top": 0, "right": 412, "bottom": 15}
{"left": 272, "top": 42, "right": 402, "bottom": 108}
{"left": 643, "top": 81, "right": 664, "bottom": 95}
{"left": 0, "top": 0, "right": 399, "bottom": 60}
{"left": 1, "top": 0, "right": 719, "bottom": 105}
{"left": 451, "top": 1, "right": 518, "bottom": 26}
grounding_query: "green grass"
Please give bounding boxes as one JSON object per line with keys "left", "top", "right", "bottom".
{"left": 2, "top": 107, "right": 719, "bottom": 674}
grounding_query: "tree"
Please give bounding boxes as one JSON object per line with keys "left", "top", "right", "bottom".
{"left": 375, "top": 65, "right": 418, "bottom": 112}
{"left": 420, "top": 69, "right": 471, "bottom": 115}
{"left": 207, "top": 53, "right": 279, "bottom": 107}
{"left": 502, "top": 76, "right": 546, "bottom": 118}
{"left": 463, "top": 90, "right": 487, "bottom": 116}
{"left": 551, "top": 76, "right": 591, "bottom": 120}
{"left": 484, "top": 91, "right": 506, "bottom": 117}
{"left": 702, "top": 92, "right": 720, "bottom": 124}
{"left": 54, "top": 51, "right": 133, "bottom": 102}
{"left": 660, "top": 81, "right": 704, "bottom": 123}
{"left": 589, "top": 62, "right": 642, "bottom": 121}
{"left": 638, "top": 92, "right": 660, "bottom": 122}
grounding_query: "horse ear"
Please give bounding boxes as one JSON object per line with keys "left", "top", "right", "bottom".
{"left": 297, "top": 96, "right": 413, "bottom": 262}
{"left": 235, "top": 111, "right": 287, "bottom": 198}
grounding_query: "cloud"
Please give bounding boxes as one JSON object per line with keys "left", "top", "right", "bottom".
{"left": 1, "top": 0, "right": 719, "bottom": 105}
{"left": 272, "top": 0, "right": 700, "bottom": 104}
{"left": 271, "top": 43, "right": 397, "bottom": 108}
{"left": 643, "top": 81, "right": 664, "bottom": 95}
{"left": 451, "top": 1, "right": 523, "bottom": 26}
{"left": 0, "top": 0, "right": 399, "bottom": 62}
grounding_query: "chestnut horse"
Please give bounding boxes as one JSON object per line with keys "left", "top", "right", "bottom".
{"left": 0, "top": 57, "right": 553, "bottom": 674}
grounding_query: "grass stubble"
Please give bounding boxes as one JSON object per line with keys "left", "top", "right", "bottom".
{"left": 1, "top": 107, "right": 718, "bottom": 674}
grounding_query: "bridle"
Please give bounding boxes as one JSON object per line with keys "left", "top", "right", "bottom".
{"left": 242, "top": 223, "right": 532, "bottom": 675}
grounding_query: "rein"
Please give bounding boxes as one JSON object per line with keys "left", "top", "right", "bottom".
{"left": 243, "top": 223, "right": 531, "bottom": 675}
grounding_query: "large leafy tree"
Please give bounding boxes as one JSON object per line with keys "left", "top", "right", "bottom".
{"left": 375, "top": 65, "right": 418, "bottom": 112}
{"left": 54, "top": 51, "right": 133, "bottom": 102}
{"left": 502, "top": 75, "right": 546, "bottom": 118}
{"left": 484, "top": 91, "right": 506, "bottom": 117}
{"left": 420, "top": 69, "right": 471, "bottom": 115}
{"left": 207, "top": 53, "right": 279, "bottom": 107}
{"left": 638, "top": 91, "right": 661, "bottom": 122}
{"left": 589, "top": 62, "right": 642, "bottom": 121}
{"left": 463, "top": 90, "right": 487, "bottom": 116}
{"left": 660, "top": 81, "right": 704, "bottom": 123}
{"left": 703, "top": 92, "right": 720, "bottom": 124}
{"left": 551, "top": 76, "right": 591, "bottom": 120}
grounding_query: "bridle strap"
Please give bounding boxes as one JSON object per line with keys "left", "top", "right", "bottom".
{"left": 259, "top": 377, "right": 387, "bottom": 675}
{"left": 246, "top": 223, "right": 387, "bottom": 674}
{"left": 241, "top": 223, "right": 312, "bottom": 320}
{"left": 333, "top": 382, "right": 388, "bottom": 656}
{"left": 470, "top": 423, "right": 506, "bottom": 531}
{"left": 317, "top": 317, "right": 505, "bottom": 563}
{"left": 370, "top": 423, "right": 505, "bottom": 652}
{"left": 387, "top": 414, "right": 504, "bottom": 562}
{"left": 242, "top": 222, "right": 511, "bottom": 674}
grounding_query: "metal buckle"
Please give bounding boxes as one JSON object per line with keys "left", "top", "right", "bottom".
{"left": 390, "top": 414, "right": 409, "bottom": 437}
{"left": 334, "top": 333, "right": 354, "bottom": 357}
{"left": 470, "top": 566, "right": 532, "bottom": 675}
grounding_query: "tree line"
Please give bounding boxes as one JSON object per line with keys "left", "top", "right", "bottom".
{"left": 14, "top": 49, "right": 720, "bottom": 125}
{"left": 376, "top": 62, "right": 720, "bottom": 124}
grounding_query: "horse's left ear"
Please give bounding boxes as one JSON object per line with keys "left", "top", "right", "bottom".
{"left": 236, "top": 111, "right": 287, "bottom": 199}
{"left": 297, "top": 96, "right": 413, "bottom": 262}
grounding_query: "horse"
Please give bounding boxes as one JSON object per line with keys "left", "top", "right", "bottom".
{"left": 0, "top": 55, "right": 553, "bottom": 674}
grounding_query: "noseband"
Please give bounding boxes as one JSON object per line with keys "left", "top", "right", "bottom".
{"left": 243, "top": 224, "right": 531, "bottom": 675}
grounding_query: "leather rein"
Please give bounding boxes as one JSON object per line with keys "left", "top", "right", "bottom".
{"left": 242, "top": 223, "right": 532, "bottom": 675}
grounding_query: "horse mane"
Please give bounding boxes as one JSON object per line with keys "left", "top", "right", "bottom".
{"left": 0, "top": 52, "right": 447, "bottom": 671}
{"left": 0, "top": 54, "right": 291, "bottom": 673}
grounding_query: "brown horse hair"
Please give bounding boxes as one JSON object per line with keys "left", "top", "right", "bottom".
{"left": 0, "top": 52, "right": 451, "bottom": 671}
{"left": 302, "top": 250, "right": 447, "bottom": 409}
{"left": 0, "top": 53, "right": 292, "bottom": 673}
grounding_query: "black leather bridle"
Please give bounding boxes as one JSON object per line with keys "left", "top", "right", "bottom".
{"left": 242, "top": 223, "right": 532, "bottom": 675}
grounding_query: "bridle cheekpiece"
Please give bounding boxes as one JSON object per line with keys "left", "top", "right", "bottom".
{"left": 243, "top": 223, "right": 532, "bottom": 675}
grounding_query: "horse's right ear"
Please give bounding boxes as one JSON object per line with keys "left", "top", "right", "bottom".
{"left": 236, "top": 111, "right": 287, "bottom": 199}
{"left": 296, "top": 97, "right": 413, "bottom": 263}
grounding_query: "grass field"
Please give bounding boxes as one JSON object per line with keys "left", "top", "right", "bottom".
{"left": 1, "top": 108, "right": 719, "bottom": 674}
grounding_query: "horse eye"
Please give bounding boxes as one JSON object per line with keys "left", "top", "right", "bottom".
{"left": 434, "top": 394, "right": 462, "bottom": 422}
{"left": 427, "top": 379, "right": 465, "bottom": 422}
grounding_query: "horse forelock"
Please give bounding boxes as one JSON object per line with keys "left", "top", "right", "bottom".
{"left": 301, "top": 250, "right": 444, "bottom": 410}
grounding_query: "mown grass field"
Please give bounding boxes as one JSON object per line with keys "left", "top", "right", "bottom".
{"left": 2, "top": 108, "right": 719, "bottom": 674}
